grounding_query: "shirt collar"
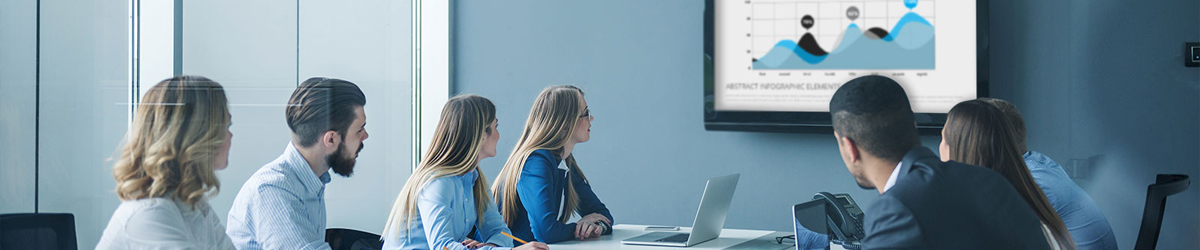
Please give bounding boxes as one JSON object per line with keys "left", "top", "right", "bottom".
{"left": 460, "top": 169, "right": 478, "bottom": 186}
{"left": 882, "top": 162, "right": 902, "bottom": 193}
{"left": 284, "top": 142, "right": 331, "bottom": 196}
{"left": 557, "top": 161, "right": 569, "bottom": 171}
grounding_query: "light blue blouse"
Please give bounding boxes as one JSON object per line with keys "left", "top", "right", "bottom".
{"left": 1024, "top": 150, "right": 1117, "bottom": 250}
{"left": 383, "top": 170, "right": 514, "bottom": 250}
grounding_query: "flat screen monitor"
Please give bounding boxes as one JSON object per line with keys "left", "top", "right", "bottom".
{"left": 704, "top": 0, "right": 989, "bottom": 133}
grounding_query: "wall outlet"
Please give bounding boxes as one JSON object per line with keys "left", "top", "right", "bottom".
{"left": 1064, "top": 159, "right": 1093, "bottom": 180}
{"left": 1064, "top": 154, "right": 1105, "bottom": 180}
{"left": 1186, "top": 42, "right": 1199, "bottom": 67}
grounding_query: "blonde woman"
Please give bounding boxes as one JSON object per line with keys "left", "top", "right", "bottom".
{"left": 97, "top": 76, "right": 235, "bottom": 249}
{"left": 492, "top": 85, "right": 612, "bottom": 244}
{"left": 382, "top": 95, "right": 548, "bottom": 250}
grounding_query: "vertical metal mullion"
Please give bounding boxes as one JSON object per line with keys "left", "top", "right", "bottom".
{"left": 296, "top": 0, "right": 300, "bottom": 86}
{"left": 411, "top": 0, "right": 421, "bottom": 171}
{"left": 34, "top": 0, "right": 41, "bottom": 213}
{"left": 173, "top": 0, "right": 182, "bottom": 76}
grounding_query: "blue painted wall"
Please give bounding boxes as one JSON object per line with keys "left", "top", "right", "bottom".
{"left": 453, "top": 1, "right": 1199, "bottom": 249}
{"left": 989, "top": 0, "right": 1200, "bottom": 249}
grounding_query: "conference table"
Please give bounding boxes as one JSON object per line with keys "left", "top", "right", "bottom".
{"left": 545, "top": 224, "right": 797, "bottom": 250}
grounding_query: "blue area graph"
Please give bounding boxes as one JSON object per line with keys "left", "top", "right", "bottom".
{"left": 752, "top": 1, "right": 935, "bottom": 70}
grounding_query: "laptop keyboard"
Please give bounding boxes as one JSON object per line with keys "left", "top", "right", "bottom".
{"left": 656, "top": 233, "right": 691, "bottom": 243}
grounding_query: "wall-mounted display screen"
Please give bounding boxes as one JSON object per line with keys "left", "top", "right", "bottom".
{"left": 704, "top": 0, "right": 989, "bottom": 132}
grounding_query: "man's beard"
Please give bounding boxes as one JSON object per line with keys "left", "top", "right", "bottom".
{"left": 327, "top": 142, "right": 364, "bottom": 177}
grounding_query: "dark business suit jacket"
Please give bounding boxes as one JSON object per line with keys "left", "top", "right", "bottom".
{"left": 862, "top": 147, "right": 1051, "bottom": 250}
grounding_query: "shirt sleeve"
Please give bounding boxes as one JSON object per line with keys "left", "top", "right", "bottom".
{"left": 122, "top": 202, "right": 201, "bottom": 250}
{"left": 418, "top": 179, "right": 512, "bottom": 250}
{"left": 202, "top": 203, "right": 237, "bottom": 250}
{"left": 478, "top": 201, "right": 516, "bottom": 247}
{"left": 251, "top": 184, "right": 333, "bottom": 250}
{"left": 569, "top": 170, "right": 614, "bottom": 235}
{"left": 516, "top": 153, "right": 578, "bottom": 243}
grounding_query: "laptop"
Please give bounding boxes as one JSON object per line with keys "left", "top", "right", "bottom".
{"left": 793, "top": 200, "right": 830, "bottom": 250}
{"left": 621, "top": 173, "right": 740, "bottom": 247}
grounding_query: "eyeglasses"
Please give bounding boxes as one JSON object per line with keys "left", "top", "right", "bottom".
{"left": 579, "top": 108, "right": 592, "bottom": 119}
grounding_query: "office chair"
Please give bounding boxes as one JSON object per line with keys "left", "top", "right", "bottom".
{"left": 1133, "top": 174, "right": 1190, "bottom": 250}
{"left": 326, "top": 228, "right": 384, "bottom": 250}
{"left": 0, "top": 213, "right": 77, "bottom": 250}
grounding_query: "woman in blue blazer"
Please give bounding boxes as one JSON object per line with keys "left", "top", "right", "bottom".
{"left": 492, "top": 85, "right": 614, "bottom": 244}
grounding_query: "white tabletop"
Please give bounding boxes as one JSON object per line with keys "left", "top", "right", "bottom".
{"left": 545, "top": 224, "right": 786, "bottom": 250}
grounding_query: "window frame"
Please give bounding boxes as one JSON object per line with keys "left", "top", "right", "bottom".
{"left": 129, "top": 0, "right": 450, "bottom": 171}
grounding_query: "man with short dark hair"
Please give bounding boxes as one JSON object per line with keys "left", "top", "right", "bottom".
{"left": 981, "top": 98, "right": 1118, "bottom": 250}
{"left": 829, "top": 75, "right": 1050, "bottom": 249}
{"left": 226, "top": 77, "right": 369, "bottom": 250}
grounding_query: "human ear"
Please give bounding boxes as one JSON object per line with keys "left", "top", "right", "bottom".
{"left": 841, "top": 136, "right": 861, "bottom": 164}
{"left": 322, "top": 130, "right": 341, "bottom": 151}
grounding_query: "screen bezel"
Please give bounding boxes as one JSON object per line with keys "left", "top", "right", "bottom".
{"left": 703, "top": 0, "right": 990, "bottom": 134}
{"left": 793, "top": 200, "right": 830, "bottom": 250}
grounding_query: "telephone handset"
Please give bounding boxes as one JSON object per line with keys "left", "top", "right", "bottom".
{"left": 812, "top": 192, "right": 865, "bottom": 248}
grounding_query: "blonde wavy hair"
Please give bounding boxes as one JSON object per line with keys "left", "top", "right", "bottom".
{"left": 112, "top": 76, "right": 230, "bottom": 208}
{"left": 492, "top": 85, "right": 588, "bottom": 225}
{"left": 383, "top": 95, "right": 497, "bottom": 239}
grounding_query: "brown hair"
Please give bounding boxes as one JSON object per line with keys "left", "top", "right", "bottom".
{"left": 944, "top": 99, "right": 1075, "bottom": 250}
{"left": 493, "top": 85, "right": 590, "bottom": 225}
{"left": 113, "top": 76, "right": 230, "bottom": 208}
{"left": 286, "top": 77, "right": 366, "bottom": 147}
{"left": 978, "top": 98, "right": 1028, "bottom": 153}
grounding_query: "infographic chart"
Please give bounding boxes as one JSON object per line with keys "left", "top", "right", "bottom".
{"left": 714, "top": 0, "right": 976, "bottom": 113}
{"left": 751, "top": 0, "right": 935, "bottom": 70}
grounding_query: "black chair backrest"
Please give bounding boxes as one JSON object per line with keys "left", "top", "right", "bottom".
{"left": 1133, "top": 174, "right": 1190, "bottom": 250}
{"left": 326, "top": 228, "right": 384, "bottom": 250}
{"left": 0, "top": 213, "right": 77, "bottom": 250}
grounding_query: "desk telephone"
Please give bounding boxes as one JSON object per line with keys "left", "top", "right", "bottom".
{"left": 813, "top": 192, "right": 865, "bottom": 248}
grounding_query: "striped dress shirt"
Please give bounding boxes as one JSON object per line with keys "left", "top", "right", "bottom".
{"left": 226, "top": 142, "right": 333, "bottom": 250}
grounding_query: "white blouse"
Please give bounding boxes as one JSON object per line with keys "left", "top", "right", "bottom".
{"left": 96, "top": 197, "right": 235, "bottom": 250}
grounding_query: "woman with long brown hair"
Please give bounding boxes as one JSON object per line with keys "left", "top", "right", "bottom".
{"left": 97, "top": 76, "right": 235, "bottom": 249}
{"left": 940, "top": 99, "right": 1076, "bottom": 250}
{"left": 492, "top": 85, "right": 613, "bottom": 244}
{"left": 381, "top": 95, "right": 547, "bottom": 250}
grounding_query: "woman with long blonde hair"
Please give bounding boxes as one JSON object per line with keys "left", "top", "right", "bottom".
{"left": 382, "top": 95, "right": 548, "bottom": 250}
{"left": 491, "top": 85, "right": 612, "bottom": 244}
{"left": 941, "top": 99, "right": 1077, "bottom": 250}
{"left": 97, "top": 76, "right": 235, "bottom": 249}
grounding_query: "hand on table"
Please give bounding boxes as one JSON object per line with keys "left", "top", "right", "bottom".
{"left": 575, "top": 213, "right": 611, "bottom": 239}
{"left": 461, "top": 239, "right": 498, "bottom": 249}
